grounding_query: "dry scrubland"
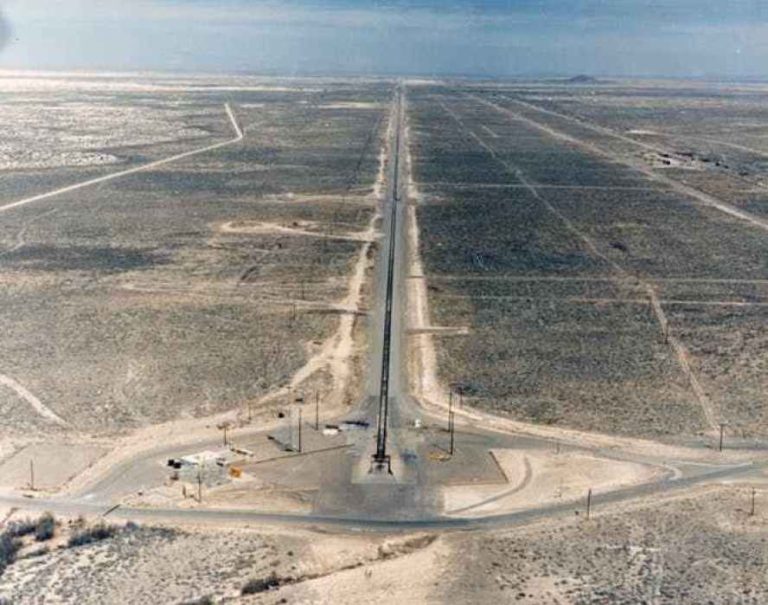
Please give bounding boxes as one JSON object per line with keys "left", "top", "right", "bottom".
{"left": 0, "top": 511, "right": 439, "bottom": 604}
{"left": 0, "top": 76, "right": 391, "bottom": 437}
{"left": 409, "top": 82, "right": 768, "bottom": 439}
{"left": 444, "top": 487, "right": 768, "bottom": 604}
{"left": 0, "top": 514, "right": 305, "bottom": 604}
{"left": 2, "top": 76, "right": 768, "bottom": 605}
{"left": 1, "top": 487, "right": 765, "bottom": 604}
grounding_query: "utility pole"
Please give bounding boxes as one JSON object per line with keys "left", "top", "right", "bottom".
{"left": 315, "top": 392, "right": 320, "bottom": 431}
{"left": 298, "top": 408, "right": 303, "bottom": 453}
{"left": 29, "top": 460, "right": 34, "bottom": 491}
{"left": 586, "top": 488, "right": 592, "bottom": 520}
{"left": 292, "top": 395, "right": 304, "bottom": 452}
{"left": 448, "top": 394, "right": 453, "bottom": 431}
{"left": 197, "top": 465, "right": 203, "bottom": 503}
{"left": 449, "top": 411, "right": 455, "bottom": 456}
{"left": 750, "top": 488, "right": 757, "bottom": 517}
{"left": 289, "top": 410, "right": 294, "bottom": 451}
{"left": 719, "top": 423, "right": 727, "bottom": 452}
{"left": 222, "top": 425, "right": 229, "bottom": 446}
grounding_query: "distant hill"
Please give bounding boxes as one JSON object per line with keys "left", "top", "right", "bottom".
{"left": 562, "top": 75, "right": 611, "bottom": 85}
{"left": 565, "top": 75, "right": 601, "bottom": 84}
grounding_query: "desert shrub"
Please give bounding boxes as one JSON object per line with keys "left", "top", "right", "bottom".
{"left": 23, "top": 545, "right": 49, "bottom": 559}
{"left": 0, "top": 532, "right": 22, "bottom": 575}
{"left": 182, "top": 595, "right": 213, "bottom": 605}
{"left": 4, "top": 519, "right": 36, "bottom": 538}
{"left": 124, "top": 521, "right": 140, "bottom": 532}
{"left": 180, "top": 597, "right": 213, "bottom": 605}
{"left": 67, "top": 523, "right": 118, "bottom": 548}
{"left": 34, "top": 513, "right": 55, "bottom": 542}
{"left": 241, "top": 572, "right": 280, "bottom": 595}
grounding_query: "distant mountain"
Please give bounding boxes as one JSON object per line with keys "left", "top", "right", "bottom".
{"left": 565, "top": 75, "right": 601, "bottom": 84}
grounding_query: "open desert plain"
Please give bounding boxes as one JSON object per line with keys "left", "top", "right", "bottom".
{"left": 0, "top": 72, "right": 767, "bottom": 604}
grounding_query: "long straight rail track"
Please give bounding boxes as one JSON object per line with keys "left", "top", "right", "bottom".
{"left": 371, "top": 87, "right": 403, "bottom": 473}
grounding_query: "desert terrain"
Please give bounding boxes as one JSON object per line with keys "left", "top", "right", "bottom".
{"left": 0, "top": 74, "right": 767, "bottom": 603}
{"left": 409, "top": 81, "right": 768, "bottom": 442}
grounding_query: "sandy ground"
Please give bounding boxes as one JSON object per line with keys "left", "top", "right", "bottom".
{"left": 319, "top": 102, "right": 384, "bottom": 110}
{"left": 228, "top": 532, "right": 446, "bottom": 605}
{"left": 217, "top": 219, "right": 378, "bottom": 243}
{"left": 253, "top": 534, "right": 448, "bottom": 604}
{"left": 197, "top": 484, "right": 315, "bottom": 514}
{"left": 444, "top": 449, "right": 662, "bottom": 516}
{"left": 0, "top": 374, "right": 67, "bottom": 427}
{"left": 403, "top": 98, "right": 442, "bottom": 412}
{"left": 0, "top": 443, "right": 108, "bottom": 491}
{"left": 122, "top": 481, "right": 316, "bottom": 515}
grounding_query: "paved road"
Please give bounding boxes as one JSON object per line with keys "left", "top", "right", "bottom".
{"left": 0, "top": 458, "right": 762, "bottom": 532}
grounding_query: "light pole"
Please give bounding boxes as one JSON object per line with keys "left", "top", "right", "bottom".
{"left": 298, "top": 408, "right": 303, "bottom": 453}
{"left": 217, "top": 422, "right": 231, "bottom": 446}
{"left": 294, "top": 395, "right": 304, "bottom": 452}
{"left": 719, "top": 422, "right": 727, "bottom": 452}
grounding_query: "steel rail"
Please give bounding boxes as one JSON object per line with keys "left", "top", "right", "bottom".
{"left": 372, "top": 88, "right": 402, "bottom": 472}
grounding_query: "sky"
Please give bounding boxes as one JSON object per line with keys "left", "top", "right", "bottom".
{"left": 0, "top": 0, "right": 767, "bottom": 78}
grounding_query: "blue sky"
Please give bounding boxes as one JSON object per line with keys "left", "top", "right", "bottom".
{"left": 0, "top": 0, "right": 766, "bottom": 77}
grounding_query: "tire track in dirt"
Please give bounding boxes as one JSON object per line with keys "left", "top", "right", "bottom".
{"left": 489, "top": 95, "right": 768, "bottom": 233}
{"left": 0, "top": 103, "right": 243, "bottom": 215}
{"left": 435, "top": 294, "right": 768, "bottom": 308}
{"left": 218, "top": 220, "right": 377, "bottom": 242}
{"left": 447, "top": 456, "right": 533, "bottom": 515}
{"left": 421, "top": 274, "right": 768, "bottom": 285}
{"left": 507, "top": 95, "right": 768, "bottom": 167}
{"left": 0, "top": 374, "right": 68, "bottom": 427}
{"left": 0, "top": 208, "right": 60, "bottom": 257}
